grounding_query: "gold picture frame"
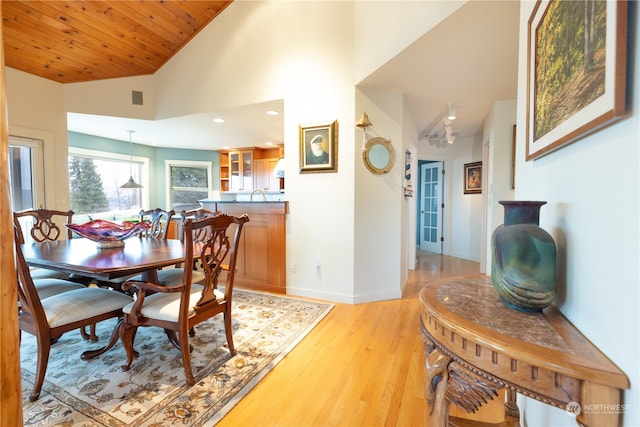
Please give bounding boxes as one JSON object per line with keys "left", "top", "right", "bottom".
{"left": 525, "top": 1, "right": 627, "bottom": 160}
{"left": 299, "top": 120, "right": 338, "bottom": 173}
{"left": 464, "top": 161, "right": 482, "bottom": 194}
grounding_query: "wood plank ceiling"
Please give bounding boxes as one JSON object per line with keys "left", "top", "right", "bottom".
{"left": 2, "top": 1, "right": 233, "bottom": 84}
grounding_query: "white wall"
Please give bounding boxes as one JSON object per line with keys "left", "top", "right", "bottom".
{"left": 63, "top": 75, "right": 156, "bottom": 120}
{"left": 483, "top": 99, "right": 517, "bottom": 270}
{"left": 5, "top": 68, "right": 69, "bottom": 210}
{"left": 515, "top": 3, "right": 639, "bottom": 426}
{"left": 355, "top": 87, "right": 404, "bottom": 302}
{"left": 353, "top": 1, "right": 465, "bottom": 82}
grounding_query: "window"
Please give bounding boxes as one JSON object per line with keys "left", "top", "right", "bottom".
{"left": 8, "top": 135, "right": 44, "bottom": 212}
{"left": 68, "top": 147, "right": 149, "bottom": 220}
{"left": 165, "top": 160, "right": 212, "bottom": 212}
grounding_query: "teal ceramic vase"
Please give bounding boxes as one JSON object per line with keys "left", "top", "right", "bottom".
{"left": 491, "top": 201, "right": 556, "bottom": 312}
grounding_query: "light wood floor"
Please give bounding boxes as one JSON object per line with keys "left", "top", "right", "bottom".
{"left": 218, "top": 251, "right": 481, "bottom": 427}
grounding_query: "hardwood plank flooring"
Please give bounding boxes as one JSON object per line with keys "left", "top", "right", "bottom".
{"left": 218, "top": 251, "right": 480, "bottom": 427}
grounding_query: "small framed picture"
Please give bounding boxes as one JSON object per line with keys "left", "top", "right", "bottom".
{"left": 299, "top": 120, "right": 338, "bottom": 173}
{"left": 464, "top": 161, "right": 482, "bottom": 194}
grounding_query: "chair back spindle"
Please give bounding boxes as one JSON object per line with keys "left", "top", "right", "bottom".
{"left": 13, "top": 208, "right": 74, "bottom": 244}
{"left": 138, "top": 208, "right": 175, "bottom": 240}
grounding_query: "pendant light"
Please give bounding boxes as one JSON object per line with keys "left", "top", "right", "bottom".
{"left": 120, "top": 130, "right": 143, "bottom": 189}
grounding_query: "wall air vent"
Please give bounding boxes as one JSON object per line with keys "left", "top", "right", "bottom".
{"left": 132, "top": 91, "right": 143, "bottom": 105}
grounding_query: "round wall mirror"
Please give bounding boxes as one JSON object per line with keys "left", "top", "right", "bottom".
{"left": 362, "top": 137, "right": 395, "bottom": 174}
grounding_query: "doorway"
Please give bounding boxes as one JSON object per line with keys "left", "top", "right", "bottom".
{"left": 418, "top": 161, "right": 444, "bottom": 253}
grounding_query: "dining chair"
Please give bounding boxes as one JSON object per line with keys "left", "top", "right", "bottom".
{"left": 14, "top": 209, "right": 100, "bottom": 340}
{"left": 139, "top": 207, "right": 176, "bottom": 239}
{"left": 13, "top": 208, "right": 78, "bottom": 280}
{"left": 176, "top": 208, "right": 220, "bottom": 278}
{"left": 135, "top": 208, "right": 219, "bottom": 288}
{"left": 109, "top": 208, "right": 192, "bottom": 288}
{"left": 119, "top": 213, "right": 249, "bottom": 385}
{"left": 14, "top": 227, "right": 134, "bottom": 402}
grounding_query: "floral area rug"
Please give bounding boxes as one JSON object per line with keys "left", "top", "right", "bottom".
{"left": 21, "top": 289, "right": 333, "bottom": 426}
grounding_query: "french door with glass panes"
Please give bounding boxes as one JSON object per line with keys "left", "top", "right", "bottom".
{"left": 9, "top": 135, "right": 46, "bottom": 244}
{"left": 419, "top": 162, "right": 443, "bottom": 253}
{"left": 8, "top": 135, "right": 45, "bottom": 211}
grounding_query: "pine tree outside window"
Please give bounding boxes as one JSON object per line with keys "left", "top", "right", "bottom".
{"left": 68, "top": 147, "right": 149, "bottom": 221}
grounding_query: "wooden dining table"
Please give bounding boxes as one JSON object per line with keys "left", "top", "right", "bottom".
{"left": 21, "top": 237, "right": 188, "bottom": 283}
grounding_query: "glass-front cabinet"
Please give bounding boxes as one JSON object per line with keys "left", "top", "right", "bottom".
{"left": 229, "top": 150, "right": 253, "bottom": 191}
{"left": 219, "top": 146, "right": 283, "bottom": 193}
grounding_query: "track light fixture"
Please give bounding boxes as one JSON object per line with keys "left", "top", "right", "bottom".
{"left": 443, "top": 118, "right": 455, "bottom": 144}
{"left": 447, "top": 102, "right": 457, "bottom": 121}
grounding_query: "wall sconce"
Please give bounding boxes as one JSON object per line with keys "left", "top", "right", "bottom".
{"left": 356, "top": 112, "right": 372, "bottom": 150}
{"left": 356, "top": 113, "right": 396, "bottom": 175}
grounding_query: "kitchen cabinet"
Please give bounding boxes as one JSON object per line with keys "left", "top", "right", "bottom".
{"left": 254, "top": 158, "right": 280, "bottom": 191}
{"left": 229, "top": 150, "right": 253, "bottom": 191}
{"left": 202, "top": 201, "right": 287, "bottom": 294}
{"left": 219, "top": 152, "right": 230, "bottom": 192}
{"left": 218, "top": 146, "right": 282, "bottom": 192}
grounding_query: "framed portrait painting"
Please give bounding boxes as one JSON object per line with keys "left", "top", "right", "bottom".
{"left": 299, "top": 120, "right": 338, "bottom": 173}
{"left": 525, "top": 1, "right": 627, "bottom": 160}
{"left": 464, "top": 161, "right": 482, "bottom": 194}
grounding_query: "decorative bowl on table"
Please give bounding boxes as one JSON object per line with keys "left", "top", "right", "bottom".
{"left": 66, "top": 219, "right": 150, "bottom": 248}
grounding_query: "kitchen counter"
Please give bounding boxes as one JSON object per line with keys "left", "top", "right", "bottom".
{"left": 199, "top": 200, "right": 287, "bottom": 294}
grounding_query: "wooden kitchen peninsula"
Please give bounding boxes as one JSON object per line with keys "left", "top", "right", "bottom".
{"left": 201, "top": 201, "right": 287, "bottom": 294}
{"left": 419, "top": 276, "right": 629, "bottom": 427}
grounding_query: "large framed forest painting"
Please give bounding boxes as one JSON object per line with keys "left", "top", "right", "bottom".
{"left": 526, "top": 0, "right": 627, "bottom": 160}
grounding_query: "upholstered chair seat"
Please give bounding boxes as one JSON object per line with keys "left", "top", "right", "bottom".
{"left": 128, "top": 267, "right": 205, "bottom": 288}
{"left": 42, "top": 288, "right": 133, "bottom": 328}
{"left": 123, "top": 284, "right": 224, "bottom": 322}
{"left": 32, "top": 278, "right": 85, "bottom": 300}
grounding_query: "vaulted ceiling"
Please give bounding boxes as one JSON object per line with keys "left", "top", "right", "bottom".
{"left": 2, "top": 1, "right": 232, "bottom": 83}
{"left": 1, "top": 1, "right": 519, "bottom": 150}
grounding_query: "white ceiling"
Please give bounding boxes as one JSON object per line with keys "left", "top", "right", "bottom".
{"left": 358, "top": 1, "right": 520, "bottom": 147}
{"left": 67, "top": 1, "right": 520, "bottom": 151}
{"left": 67, "top": 99, "right": 285, "bottom": 150}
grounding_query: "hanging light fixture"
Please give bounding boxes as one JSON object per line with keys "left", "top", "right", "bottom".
{"left": 443, "top": 118, "right": 455, "bottom": 144}
{"left": 120, "top": 130, "right": 143, "bottom": 189}
{"left": 447, "top": 101, "right": 457, "bottom": 121}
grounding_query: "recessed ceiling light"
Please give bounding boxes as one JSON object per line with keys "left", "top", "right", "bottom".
{"left": 213, "top": 118, "right": 225, "bottom": 123}
{"left": 266, "top": 110, "right": 279, "bottom": 116}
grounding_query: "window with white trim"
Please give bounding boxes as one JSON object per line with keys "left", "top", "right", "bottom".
{"left": 165, "top": 160, "right": 212, "bottom": 212}
{"left": 68, "top": 147, "right": 149, "bottom": 220}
